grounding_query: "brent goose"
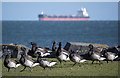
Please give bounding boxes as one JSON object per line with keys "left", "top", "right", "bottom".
{"left": 4, "top": 54, "right": 21, "bottom": 72}
{"left": 117, "top": 46, "right": 120, "bottom": 60}
{"left": 37, "top": 52, "right": 57, "bottom": 70}
{"left": 52, "top": 41, "right": 57, "bottom": 52}
{"left": 49, "top": 41, "right": 58, "bottom": 58}
{"left": 31, "top": 42, "right": 52, "bottom": 53}
{"left": 102, "top": 48, "right": 118, "bottom": 63}
{"left": 116, "top": 46, "right": 120, "bottom": 52}
{"left": 69, "top": 50, "right": 87, "bottom": 67}
{"left": 19, "top": 52, "right": 39, "bottom": 72}
{"left": 30, "top": 42, "right": 37, "bottom": 53}
{"left": 35, "top": 48, "right": 51, "bottom": 57}
{"left": 30, "top": 42, "right": 52, "bottom": 57}
{"left": 88, "top": 44, "right": 106, "bottom": 64}
{"left": 56, "top": 42, "right": 70, "bottom": 65}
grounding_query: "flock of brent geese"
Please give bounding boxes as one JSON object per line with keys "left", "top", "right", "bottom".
{"left": 3, "top": 41, "right": 120, "bottom": 72}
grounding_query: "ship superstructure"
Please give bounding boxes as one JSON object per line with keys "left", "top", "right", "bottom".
{"left": 38, "top": 8, "right": 90, "bottom": 21}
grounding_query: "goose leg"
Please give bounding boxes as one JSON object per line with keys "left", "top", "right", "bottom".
{"left": 79, "top": 63, "right": 81, "bottom": 67}
{"left": 64, "top": 61, "right": 66, "bottom": 65}
{"left": 8, "top": 68, "right": 10, "bottom": 72}
{"left": 20, "top": 66, "right": 26, "bottom": 72}
{"left": 14, "top": 68, "right": 16, "bottom": 72}
{"left": 59, "top": 60, "right": 62, "bottom": 68}
{"left": 49, "top": 68, "right": 52, "bottom": 70}
{"left": 92, "top": 61, "right": 94, "bottom": 64}
{"left": 30, "top": 67, "right": 32, "bottom": 72}
{"left": 72, "top": 62, "right": 76, "bottom": 67}
{"left": 43, "top": 67, "right": 46, "bottom": 70}
{"left": 59, "top": 60, "right": 62, "bottom": 64}
{"left": 107, "top": 60, "right": 109, "bottom": 63}
{"left": 99, "top": 61, "right": 102, "bottom": 65}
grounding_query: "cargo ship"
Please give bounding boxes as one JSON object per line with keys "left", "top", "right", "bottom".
{"left": 38, "top": 8, "right": 90, "bottom": 21}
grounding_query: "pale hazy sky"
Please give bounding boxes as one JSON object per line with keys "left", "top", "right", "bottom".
{"left": 2, "top": 2, "right": 118, "bottom": 20}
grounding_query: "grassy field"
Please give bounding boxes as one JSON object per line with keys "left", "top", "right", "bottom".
{"left": 2, "top": 58, "right": 119, "bottom": 76}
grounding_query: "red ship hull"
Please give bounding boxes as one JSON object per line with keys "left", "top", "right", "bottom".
{"left": 40, "top": 18, "right": 89, "bottom": 21}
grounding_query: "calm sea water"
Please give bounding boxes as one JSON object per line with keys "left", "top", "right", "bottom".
{"left": 2, "top": 21, "right": 118, "bottom": 48}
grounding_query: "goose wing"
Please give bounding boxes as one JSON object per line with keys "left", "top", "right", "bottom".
{"left": 9, "top": 59, "right": 19, "bottom": 64}
{"left": 61, "top": 48, "right": 70, "bottom": 55}
{"left": 25, "top": 56, "right": 35, "bottom": 62}
{"left": 106, "top": 52, "right": 118, "bottom": 60}
{"left": 8, "top": 60, "right": 17, "bottom": 68}
{"left": 26, "top": 55, "right": 33, "bottom": 60}
{"left": 40, "top": 59, "right": 50, "bottom": 66}
{"left": 24, "top": 59, "right": 35, "bottom": 67}
{"left": 38, "top": 47, "right": 52, "bottom": 53}
{"left": 42, "top": 59, "right": 51, "bottom": 62}
{"left": 94, "top": 51, "right": 101, "bottom": 56}
{"left": 42, "top": 59, "right": 57, "bottom": 67}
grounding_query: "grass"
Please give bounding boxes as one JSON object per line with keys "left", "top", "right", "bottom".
{"left": 2, "top": 58, "right": 119, "bottom": 76}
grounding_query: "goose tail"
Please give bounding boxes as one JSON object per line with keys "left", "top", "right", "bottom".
{"left": 66, "top": 57, "right": 70, "bottom": 61}
{"left": 115, "top": 55, "right": 118, "bottom": 59}
{"left": 15, "top": 64, "right": 21, "bottom": 68}
{"left": 48, "top": 50, "right": 52, "bottom": 53}
{"left": 99, "top": 57, "right": 106, "bottom": 61}
{"left": 48, "top": 62, "right": 57, "bottom": 67}
{"left": 42, "top": 53, "right": 50, "bottom": 57}
{"left": 32, "top": 63, "right": 39, "bottom": 67}
{"left": 79, "top": 59, "right": 87, "bottom": 63}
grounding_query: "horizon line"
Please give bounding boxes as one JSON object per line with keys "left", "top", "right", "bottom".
{"left": 1, "top": 0, "right": 120, "bottom": 2}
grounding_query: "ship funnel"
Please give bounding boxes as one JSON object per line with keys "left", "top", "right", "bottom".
{"left": 83, "top": 8, "right": 89, "bottom": 17}
{"left": 78, "top": 8, "right": 89, "bottom": 17}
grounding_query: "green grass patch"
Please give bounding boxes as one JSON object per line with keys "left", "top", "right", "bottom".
{"left": 2, "top": 58, "right": 119, "bottom": 76}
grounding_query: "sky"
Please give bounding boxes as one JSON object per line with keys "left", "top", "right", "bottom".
{"left": 2, "top": 2, "right": 118, "bottom": 20}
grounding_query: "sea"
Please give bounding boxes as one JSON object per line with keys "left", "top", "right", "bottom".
{"left": 2, "top": 21, "right": 118, "bottom": 48}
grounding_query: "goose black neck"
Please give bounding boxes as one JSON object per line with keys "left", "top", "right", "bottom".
{"left": 58, "top": 42, "right": 61, "bottom": 50}
{"left": 52, "top": 43, "right": 56, "bottom": 51}
{"left": 57, "top": 45, "right": 61, "bottom": 52}
{"left": 103, "top": 49, "right": 107, "bottom": 54}
{"left": 4, "top": 55, "right": 9, "bottom": 66}
{"left": 32, "top": 46, "right": 37, "bottom": 53}
{"left": 37, "top": 55, "right": 41, "bottom": 62}
{"left": 20, "top": 54, "right": 25, "bottom": 65}
{"left": 4, "top": 55, "right": 9, "bottom": 62}
{"left": 56, "top": 43, "right": 62, "bottom": 56}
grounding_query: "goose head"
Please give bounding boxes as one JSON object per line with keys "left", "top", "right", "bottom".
{"left": 89, "top": 44, "right": 94, "bottom": 50}
{"left": 58, "top": 42, "right": 62, "bottom": 47}
{"left": 88, "top": 44, "right": 94, "bottom": 56}
{"left": 56, "top": 42, "right": 62, "bottom": 52}
{"left": 52, "top": 41, "right": 56, "bottom": 44}
{"left": 115, "top": 45, "right": 120, "bottom": 52}
{"left": 101, "top": 48, "right": 108, "bottom": 56}
{"left": 52, "top": 41, "right": 56, "bottom": 51}
{"left": 30, "top": 42, "right": 37, "bottom": 47}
